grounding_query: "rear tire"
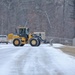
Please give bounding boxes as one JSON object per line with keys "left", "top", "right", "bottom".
{"left": 13, "top": 38, "right": 21, "bottom": 46}
{"left": 20, "top": 44, "right": 24, "bottom": 46}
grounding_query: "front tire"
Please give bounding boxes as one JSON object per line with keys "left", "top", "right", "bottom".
{"left": 29, "top": 38, "right": 38, "bottom": 46}
{"left": 37, "top": 39, "right": 41, "bottom": 46}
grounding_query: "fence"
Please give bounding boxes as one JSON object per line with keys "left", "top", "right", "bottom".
{"left": 46, "top": 36, "right": 73, "bottom": 46}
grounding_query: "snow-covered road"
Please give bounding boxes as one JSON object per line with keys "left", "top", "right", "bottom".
{"left": 0, "top": 44, "right": 75, "bottom": 75}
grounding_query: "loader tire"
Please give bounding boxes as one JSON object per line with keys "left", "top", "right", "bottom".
{"left": 30, "top": 38, "right": 38, "bottom": 46}
{"left": 13, "top": 38, "right": 21, "bottom": 46}
{"left": 20, "top": 44, "right": 24, "bottom": 46}
{"left": 37, "top": 39, "right": 41, "bottom": 46}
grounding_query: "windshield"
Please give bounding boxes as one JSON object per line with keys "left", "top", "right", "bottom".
{"left": 19, "top": 29, "right": 25, "bottom": 34}
{"left": 26, "top": 28, "right": 29, "bottom": 35}
{"left": 19, "top": 28, "right": 29, "bottom": 35}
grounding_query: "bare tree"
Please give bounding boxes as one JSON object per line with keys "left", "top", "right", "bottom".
{"left": 0, "top": 0, "right": 74, "bottom": 38}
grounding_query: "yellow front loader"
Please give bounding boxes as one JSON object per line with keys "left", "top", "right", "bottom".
{"left": 7, "top": 27, "right": 48, "bottom": 46}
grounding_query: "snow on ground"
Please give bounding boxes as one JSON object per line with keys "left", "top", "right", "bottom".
{"left": 0, "top": 44, "right": 75, "bottom": 75}
{"left": 53, "top": 43, "right": 64, "bottom": 48}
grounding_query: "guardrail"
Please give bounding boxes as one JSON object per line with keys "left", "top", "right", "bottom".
{"left": 46, "top": 36, "right": 73, "bottom": 46}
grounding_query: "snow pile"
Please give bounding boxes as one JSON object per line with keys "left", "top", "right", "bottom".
{"left": 53, "top": 43, "right": 64, "bottom": 48}
{"left": 0, "top": 44, "right": 75, "bottom": 75}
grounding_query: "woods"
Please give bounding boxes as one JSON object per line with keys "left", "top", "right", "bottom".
{"left": 0, "top": 0, "right": 74, "bottom": 38}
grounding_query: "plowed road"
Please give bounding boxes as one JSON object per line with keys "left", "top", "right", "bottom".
{"left": 0, "top": 44, "right": 75, "bottom": 75}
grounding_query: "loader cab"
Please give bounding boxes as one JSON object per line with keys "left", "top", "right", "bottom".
{"left": 18, "top": 27, "right": 29, "bottom": 38}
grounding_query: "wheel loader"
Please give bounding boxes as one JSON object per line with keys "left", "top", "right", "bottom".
{"left": 7, "top": 27, "right": 48, "bottom": 46}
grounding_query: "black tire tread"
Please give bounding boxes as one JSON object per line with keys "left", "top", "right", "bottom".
{"left": 13, "top": 38, "right": 21, "bottom": 46}
{"left": 29, "top": 38, "right": 38, "bottom": 46}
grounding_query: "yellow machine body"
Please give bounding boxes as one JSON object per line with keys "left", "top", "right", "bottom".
{"left": 7, "top": 27, "right": 46, "bottom": 46}
{"left": 7, "top": 27, "right": 33, "bottom": 46}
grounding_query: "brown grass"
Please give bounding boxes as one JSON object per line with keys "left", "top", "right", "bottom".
{"left": 58, "top": 46, "right": 75, "bottom": 56}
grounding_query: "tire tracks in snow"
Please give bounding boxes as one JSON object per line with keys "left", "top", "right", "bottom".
{"left": 0, "top": 47, "right": 22, "bottom": 66}
{"left": 0, "top": 44, "right": 63, "bottom": 75}
{"left": 37, "top": 47, "right": 63, "bottom": 75}
{"left": 9, "top": 47, "right": 32, "bottom": 75}
{"left": 22, "top": 46, "right": 63, "bottom": 75}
